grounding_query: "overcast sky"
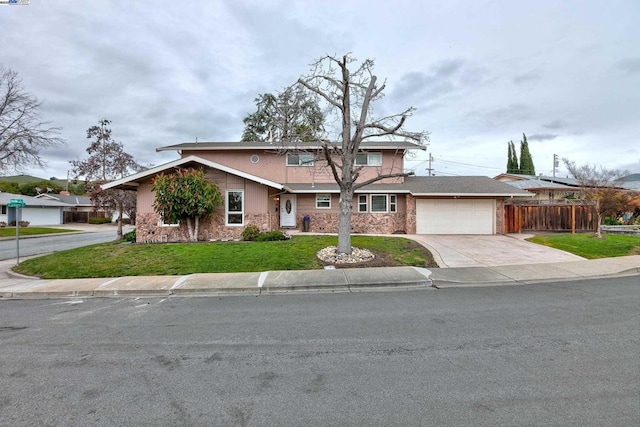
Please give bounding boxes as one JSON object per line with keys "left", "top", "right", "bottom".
{"left": 1, "top": 0, "right": 638, "bottom": 181}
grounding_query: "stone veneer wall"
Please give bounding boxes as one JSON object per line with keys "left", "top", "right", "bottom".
{"left": 495, "top": 199, "right": 505, "bottom": 234}
{"left": 405, "top": 194, "right": 417, "bottom": 234}
{"left": 298, "top": 212, "right": 408, "bottom": 234}
{"left": 136, "top": 212, "right": 274, "bottom": 242}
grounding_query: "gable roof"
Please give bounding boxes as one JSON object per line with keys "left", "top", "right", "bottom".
{"left": 285, "top": 176, "right": 532, "bottom": 197}
{"left": 495, "top": 173, "right": 580, "bottom": 187}
{"left": 35, "top": 193, "right": 92, "bottom": 206}
{"left": 156, "top": 140, "right": 425, "bottom": 153}
{"left": 500, "top": 178, "right": 578, "bottom": 191}
{"left": 0, "top": 192, "right": 72, "bottom": 207}
{"left": 404, "top": 176, "right": 533, "bottom": 197}
{"left": 102, "top": 155, "right": 284, "bottom": 191}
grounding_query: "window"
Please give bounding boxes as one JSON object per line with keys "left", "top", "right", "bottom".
{"left": 355, "top": 152, "right": 382, "bottom": 166}
{"left": 316, "top": 194, "right": 331, "bottom": 209}
{"left": 358, "top": 195, "right": 368, "bottom": 213}
{"left": 371, "top": 194, "right": 388, "bottom": 213}
{"left": 1, "top": 205, "right": 6, "bottom": 215}
{"left": 390, "top": 194, "right": 397, "bottom": 213}
{"left": 286, "top": 153, "right": 314, "bottom": 166}
{"left": 226, "top": 190, "right": 244, "bottom": 226}
{"left": 159, "top": 212, "right": 179, "bottom": 227}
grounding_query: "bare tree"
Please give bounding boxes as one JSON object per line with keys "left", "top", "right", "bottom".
{"left": 0, "top": 67, "right": 65, "bottom": 173}
{"left": 563, "top": 159, "right": 629, "bottom": 237}
{"left": 296, "top": 54, "right": 428, "bottom": 254}
{"left": 71, "top": 119, "right": 141, "bottom": 239}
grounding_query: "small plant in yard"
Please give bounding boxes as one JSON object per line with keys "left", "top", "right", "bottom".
{"left": 123, "top": 229, "right": 136, "bottom": 243}
{"left": 0, "top": 221, "right": 6, "bottom": 227}
{"left": 255, "top": 230, "right": 290, "bottom": 241}
{"left": 241, "top": 224, "right": 260, "bottom": 241}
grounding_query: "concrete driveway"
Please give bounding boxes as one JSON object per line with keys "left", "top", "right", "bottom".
{"left": 409, "top": 234, "right": 585, "bottom": 268}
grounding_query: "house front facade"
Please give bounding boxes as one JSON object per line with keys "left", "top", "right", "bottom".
{"left": 104, "top": 141, "right": 532, "bottom": 242}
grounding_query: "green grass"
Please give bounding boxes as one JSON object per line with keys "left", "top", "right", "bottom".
{"left": 527, "top": 233, "right": 640, "bottom": 259}
{"left": 0, "top": 227, "right": 79, "bottom": 237}
{"left": 13, "top": 235, "right": 438, "bottom": 279}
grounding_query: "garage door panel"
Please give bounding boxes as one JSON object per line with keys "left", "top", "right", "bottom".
{"left": 416, "top": 199, "right": 494, "bottom": 234}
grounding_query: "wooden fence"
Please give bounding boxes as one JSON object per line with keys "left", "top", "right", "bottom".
{"left": 63, "top": 211, "right": 105, "bottom": 223}
{"left": 504, "top": 203, "right": 597, "bottom": 233}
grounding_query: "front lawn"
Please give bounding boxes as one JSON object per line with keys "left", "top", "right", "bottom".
{"left": 527, "top": 233, "right": 640, "bottom": 259}
{"left": 13, "top": 235, "right": 438, "bottom": 279}
{"left": 0, "top": 227, "right": 79, "bottom": 237}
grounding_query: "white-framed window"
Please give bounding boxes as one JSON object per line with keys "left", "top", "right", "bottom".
{"left": 358, "top": 195, "right": 368, "bottom": 213}
{"left": 1, "top": 205, "right": 6, "bottom": 215}
{"left": 355, "top": 152, "right": 382, "bottom": 166}
{"left": 370, "top": 194, "right": 388, "bottom": 213}
{"left": 286, "top": 152, "right": 314, "bottom": 166}
{"left": 159, "top": 212, "right": 179, "bottom": 227}
{"left": 390, "top": 194, "right": 397, "bottom": 213}
{"left": 226, "top": 190, "right": 244, "bottom": 226}
{"left": 316, "top": 194, "right": 331, "bottom": 209}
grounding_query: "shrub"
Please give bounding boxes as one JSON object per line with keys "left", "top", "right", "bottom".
{"left": 0, "top": 221, "right": 6, "bottom": 228}
{"left": 241, "top": 224, "right": 261, "bottom": 241}
{"left": 123, "top": 229, "right": 136, "bottom": 243}
{"left": 255, "top": 230, "right": 290, "bottom": 241}
{"left": 9, "top": 221, "right": 30, "bottom": 227}
{"left": 88, "top": 217, "right": 112, "bottom": 224}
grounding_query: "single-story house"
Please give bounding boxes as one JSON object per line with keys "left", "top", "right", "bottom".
{"left": 494, "top": 173, "right": 582, "bottom": 202}
{"left": 0, "top": 192, "right": 71, "bottom": 225}
{"left": 103, "top": 142, "right": 532, "bottom": 242}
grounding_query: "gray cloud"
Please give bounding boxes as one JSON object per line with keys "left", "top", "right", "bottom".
{"left": 391, "top": 59, "right": 471, "bottom": 101}
{"left": 528, "top": 134, "right": 559, "bottom": 141}
{"left": 465, "top": 103, "right": 533, "bottom": 127}
{"left": 542, "top": 120, "right": 568, "bottom": 130}
{"left": 513, "top": 71, "right": 542, "bottom": 85}
{"left": 617, "top": 58, "right": 640, "bottom": 75}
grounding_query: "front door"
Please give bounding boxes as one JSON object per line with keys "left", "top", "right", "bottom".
{"left": 280, "top": 194, "right": 297, "bottom": 227}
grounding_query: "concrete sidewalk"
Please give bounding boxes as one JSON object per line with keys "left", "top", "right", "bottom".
{"left": 0, "top": 256, "right": 638, "bottom": 298}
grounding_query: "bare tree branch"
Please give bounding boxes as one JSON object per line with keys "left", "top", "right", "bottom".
{"left": 0, "top": 67, "right": 65, "bottom": 173}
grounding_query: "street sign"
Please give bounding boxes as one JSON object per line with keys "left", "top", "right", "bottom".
{"left": 7, "top": 198, "right": 26, "bottom": 208}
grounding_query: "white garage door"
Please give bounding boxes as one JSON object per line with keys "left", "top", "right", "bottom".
{"left": 416, "top": 199, "right": 495, "bottom": 234}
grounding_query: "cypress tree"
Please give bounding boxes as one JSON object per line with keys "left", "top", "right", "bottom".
{"left": 507, "top": 140, "right": 519, "bottom": 173}
{"left": 519, "top": 133, "right": 535, "bottom": 175}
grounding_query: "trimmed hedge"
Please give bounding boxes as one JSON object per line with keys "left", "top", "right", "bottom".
{"left": 88, "top": 217, "right": 112, "bottom": 224}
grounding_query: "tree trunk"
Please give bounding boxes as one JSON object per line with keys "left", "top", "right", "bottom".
{"left": 595, "top": 208, "right": 603, "bottom": 238}
{"left": 116, "top": 200, "right": 123, "bottom": 240}
{"left": 194, "top": 216, "right": 200, "bottom": 242}
{"left": 337, "top": 186, "right": 353, "bottom": 254}
{"left": 186, "top": 217, "right": 195, "bottom": 242}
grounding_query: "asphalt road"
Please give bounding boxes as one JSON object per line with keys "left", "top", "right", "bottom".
{"left": 1, "top": 276, "right": 638, "bottom": 426}
{"left": 0, "top": 231, "right": 121, "bottom": 260}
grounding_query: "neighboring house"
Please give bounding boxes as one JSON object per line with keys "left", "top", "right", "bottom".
{"left": 103, "top": 141, "right": 532, "bottom": 242}
{"left": 34, "top": 192, "right": 103, "bottom": 223}
{"left": 0, "top": 192, "right": 71, "bottom": 225}
{"left": 494, "top": 173, "right": 582, "bottom": 202}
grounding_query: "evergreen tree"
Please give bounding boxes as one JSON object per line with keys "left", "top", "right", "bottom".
{"left": 506, "top": 140, "right": 519, "bottom": 173}
{"left": 519, "top": 133, "right": 535, "bottom": 175}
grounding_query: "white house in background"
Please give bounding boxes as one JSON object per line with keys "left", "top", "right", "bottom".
{"left": 0, "top": 192, "right": 71, "bottom": 225}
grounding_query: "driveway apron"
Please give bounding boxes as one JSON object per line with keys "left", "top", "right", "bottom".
{"left": 408, "top": 234, "right": 585, "bottom": 268}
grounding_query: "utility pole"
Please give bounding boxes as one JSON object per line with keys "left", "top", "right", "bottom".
{"left": 553, "top": 154, "right": 559, "bottom": 177}
{"left": 426, "top": 153, "right": 434, "bottom": 176}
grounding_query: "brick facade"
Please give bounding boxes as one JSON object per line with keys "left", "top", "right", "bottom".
{"left": 136, "top": 212, "right": 274, "bottom": 242}
{"left": 298, "top": 212, "right": 408, "bottom": 234}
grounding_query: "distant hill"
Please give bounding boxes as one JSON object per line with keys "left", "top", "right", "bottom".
{"left": 0, "top": 175, "right": 83, "bottom": 193}
{"left": 0, "top": 174, "right": 49, "bottom": 184}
